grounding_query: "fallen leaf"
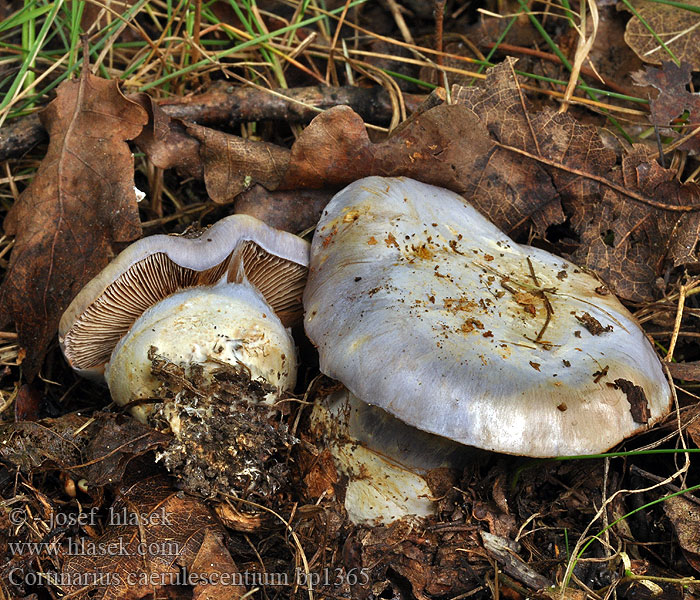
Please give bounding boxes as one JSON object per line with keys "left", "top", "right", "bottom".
{"left": 632, "top": 62, "right": 700, "bottom": 154}
{"left": 0, "top": 413, "right": 88, "bottom": 472}
{"left": 352, "top": 519, "right": 485, "bottom": 598}
{"left": 664, "top": 495, "right": 700, "bottom": 572}
{"left": 131, "top": 93, "right": 203, "bottom": 178}
{"left": 454, "top": 60, "right": 700, "bottom": 301}
{"left": 281, "top": 106, "right": 375, "bottom": 188}
{"left": 300, "top": 447, "right": 338, "bottom": 499}
{"left": 61, "top": 475, "right": 246, "bottom": 600}
{"left": 0, "top": 412, "right": 168, "bottom": 483}
{"left": 623, "top": 0, "right": 700, "bottom": 68}
{"left": 0, "top": 66, "right": 147, "bottom": 379}
{"left": 232, "top": 184, "right": 332, "bottom": 233}
{"left": 132, "top": 59, "right": 700, "bottom": 301}
{"left": 186, "top": 122, "right": 290, "bottom": 202}
{"left": 79, "top": 413, "right": 170, "bottom": 487}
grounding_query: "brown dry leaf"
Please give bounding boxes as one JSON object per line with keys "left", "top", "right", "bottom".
{"left": 0, "top": 67, "right": 146, "bottom": 379}
{"left": 351, "top": 519, "right": 484, "bottom": 598}
{"left": 632, "top": 62, "right": 700, "bottom": 154}
{"left": 135, "top": 77, "right": 563, "bottom": 239}
{"left": 233, "top": 184, "right": 332, "bottom": 233}
{"left": 186, "top": 122, "right": 290, "bottom": 203}
{"left": 623, "top": 0, "right": 700, "bottom": 68}
{"left": 454, "top": 59, "right": 700, "bottom": 301}
{"left": 131, "top": 93, "right": 202, "bottom": 179}
{"left": 664, "top": 495, "right": 700, "bottom": 572}
{"left": 280, "top": 107, "right": 375, "bottom": 188}
{"left": 79, "top": 413, "right": 170, "bottom": 487}
{"left": 281, "top": 103, "right": 563, "bottom": 237}
{"left": 301, "top": 447, "right": 338, "bottom": 499}
{"left": 146, "top": 101, "right": 558, "bottom": 237}
{"left": 61, "top": 475, "right": 246, "bottom": 600}
{"left": 14, "top": 383, "right": 41, "bottom": 421}
{"left": 588, "top": 5, "right": 649, "bottom": 93}
{"left": 133, "top": 59, "right": 700, "bottom": 300}
{"left": 0, "top": 413, "right": 89, "bottom": 472}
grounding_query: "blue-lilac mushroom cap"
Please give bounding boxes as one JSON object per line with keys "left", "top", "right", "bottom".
{"left": 304, "top": 176, "right": 672, "bottom": 458}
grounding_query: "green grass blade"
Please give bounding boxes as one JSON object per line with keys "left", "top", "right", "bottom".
{"left": 619, "top": 0, "right": 680, "bottom": 65}
{"left": 139, "top": 0, "right": 368, "bottom": 92}
{"left": 0, "top": 0, "right": 64, "bottom": 113}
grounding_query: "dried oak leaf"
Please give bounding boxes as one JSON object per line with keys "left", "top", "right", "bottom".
{"left": 233, "top": 184, "right": 332, "bottom": 233}
{"left": 352, "top": 518, "right": 484, "bottom": 598}
{"left": 455, "top": 59, "right": 700, "bottom": 301}
{"left": 78, "top": 413, "right": 170, "bottom": 487}
{"left": 61, "top": 475, "right": 246, "bottom": 600}
{"left": 0, "top": 413, "right": 88, "bottom": 472}
{"left": 632, "top": 62, "right": 700, "bottom": 154}
{"left": 131, "top": 93, "right": 202, "bottom": 179}
{"left": 133, "top": 59, "right": 700, "bottom": 300}
{"left": 0, "top": 68, "right": 146, "bottom": 379}
{"left": 280, "top": 102, "right": 562, "bottom": 237}
{"left": 623, "top": 0, "right": 700, "bottom": 68}
{"left": 186, "top": 122, "right": 290, "bottom": 203}
{"left": 163, "top": 100, "right": 558, "bottom": 237}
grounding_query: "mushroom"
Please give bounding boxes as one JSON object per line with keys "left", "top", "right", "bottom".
{"left": 304, "top": 176, "right": 672, "bottom": 524}
{"left": 60, "top": 215, "right": 309, "bottom": 420}
{"left": 311, "top": 388, "right": 472, "bottom": 524}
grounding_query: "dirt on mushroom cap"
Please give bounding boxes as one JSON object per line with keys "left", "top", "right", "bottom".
{"left": 304, "top": 177, "right": 672, "bottom": 457}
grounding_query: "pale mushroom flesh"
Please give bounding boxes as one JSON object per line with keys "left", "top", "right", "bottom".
{"left": 311, "top": 388, "right": 473, "bottom": 525}
{"left": 107, "top": 282, "right": 297, "bottom": 419}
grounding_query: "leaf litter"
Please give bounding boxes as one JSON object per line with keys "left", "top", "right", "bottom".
{"left": 0, "top": 57, "right": 147, "bottom": 380}
{"left": 1, "top": 7, "right": 700, "bottom": 598}
{"left": 138, "top": 58, "right": 699, "bottom": 301}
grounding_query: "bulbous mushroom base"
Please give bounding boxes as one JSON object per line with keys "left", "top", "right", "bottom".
{"left": 106, "top": 283, "right": 296, "bottom": 422}
{"left": 149, "top": 361, "right": 298, "bottom": 501}
{"left": 311, "top": 389, "right": 472, "bottom": 526}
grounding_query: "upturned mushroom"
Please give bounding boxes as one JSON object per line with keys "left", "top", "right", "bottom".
{"left": 60, "top": 215, "right": 309, "bottom": 420}
{"left": 304, "top": 176, "right": 672, "bottom": 524}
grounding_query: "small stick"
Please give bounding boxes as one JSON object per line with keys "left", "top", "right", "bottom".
{"left": 434, "top": 0, "right": 447, "bottom": 67}
{"left": 630, "top": 464, "right": 700, "bottom": 506}
{"left": 666, "top": 282, "right": 689, "bottom": 362}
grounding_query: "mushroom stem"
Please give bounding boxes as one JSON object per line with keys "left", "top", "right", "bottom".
{"left": 311, "top": 389, "right": 476, "bottom": 525}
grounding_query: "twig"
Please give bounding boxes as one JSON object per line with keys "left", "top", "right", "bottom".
{"left": 494, "top": 140, "right": 700, "bottom": 212}
{"left": 385, "top": 0, "right": 415, "bottom": 45}
{"left": 666, "top": 281, "right": 691, "bottom": 362}
{"left": 0, "top": 85, "right": 426, "bottom": 161}
{"left": 434, "top": 0, "right": 446, "bottom": 67}
{"left": 630, "top": 464, "right": 700, "bottom": 506}
{"left": 560, "top": 0, "right": 599, "bottom": 114}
